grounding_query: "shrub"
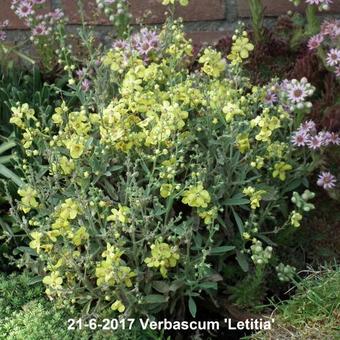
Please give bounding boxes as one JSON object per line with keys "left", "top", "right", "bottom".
{"left": 9, "top": 19, "right": 338, "bottom": 319}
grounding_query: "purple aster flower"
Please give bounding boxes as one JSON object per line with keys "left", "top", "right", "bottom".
{"left": 328, "top": 132, "right": 340, "bottom": 145}
{"left": 326, "top": 48, "right": 340, "bottom": 67}
{"left": 307, "top": 34, "right": 324, "bottom": 50}
{"left": 306, "top": 0, "right": 333, "bottom": 6}
{"left": 319, "top": 131, "right": 333, "bottom": 146}
{"left": 287, "top": 83, "right": 308, "bottom": 103}
{"left": 15, "top": 1, "right": 34, "bottom": 18}
{"left": 298, "top": 120, "right": 317, "bottom": 134}
{"left": 32, "top": 23, "right": 48, "bottom": 36}
{"left": 0, "top": 31, "right": 6, "bottom": 41}
{"left": 264, "top": 90, "right": 278, "bottom": 105}
{"left": 335, "top": 66, "right": 340, "bottom": 78}
{"left": 321, "top": 19, "right": 340, "bottom": 38}
{"left": 76, "top": 68, "right": 86, "bottom": 79}
{"left": 291, "top": 130, "right": 309, "bottom": 147}
{"left": 112, "top": 39, "right": 129, "bottom": 50}
{"left": 317, "top": 171, "right": 337, "bottom": 190}
{"left": 307, "top": 135, "right": 323, "bottom": 150}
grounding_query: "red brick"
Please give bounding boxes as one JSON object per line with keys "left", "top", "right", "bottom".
{"left": 131, "top": 0, "right": 225, "bottom": 24}
{"left": 238, "top": 0, "right": 340, "bottom": 17}
{"left": 0, "top": 0, "right": 52, "bottom": 29}
{"left": 187, "top": 31, "right": 228, "bottom": 46}
{"left": 63, "top": 0, "right": 225, "bottom": 25}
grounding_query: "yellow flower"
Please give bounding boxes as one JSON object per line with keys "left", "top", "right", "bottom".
{"left": 59, "top": 198, "right": 80, "bottom": 220}
{"left": 272, "top": 162, "right": 292, "bottom": 181}
{"left": 29, "top": 231, "right": 43, "bottom": 253}
{"left": 291, "top": 211, "right": 303, "bottom": 228}
{"left": 243, "top": 186, "right": 266, "bottom": 210}
{"left": 72, "top": 226, "right": 89, "bottom": 246}
{"left": 43, "top": 271, "right": 63, "bottom": 290}
{"left": 69, "top": 142, "right": 84, "bottom": 159}
{"left": 144, "top": 242, "right": 180, "bottom": 278}
{"left": 182, "top": 182, "right": 211, "bottom": 208}
{"left": 236, "top": 133, "right": 250, "bottom": 153}
{"left": 111, "top": 300, "right": 125, "bottom": 313}
{"left": 162, "top": 0, "right": 189, "bottom": 6}
{"left": 160, "top": 184, "right": 173, "bottom": 198}
{"left": 59, "top": 156, "right": 75, "bottom": 175}
{"left": 107, "top": 205, "right": 131, "bottom": 224}
{"left": 18, "top": 186, "right": 39, "bottom": 213}
{"left": 198, "top": 207, "right": 218, "bottom": 225}
{"left": 228, "top": 34, "right": 254, "bottom": 63}
{"left": 199, "top": 48, "right": 226, "bottom": 78}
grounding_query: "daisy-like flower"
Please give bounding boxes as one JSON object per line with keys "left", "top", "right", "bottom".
{"left": 335, "top": 66, "right": 340, "bottom": 78}
{"left": 307, "top": 34, "right": 324, "bottom": 50}
{"left": 319, "top": 131, "right": 332, "bottom": 146}
{"left": 307, "top": 135, "right": 323, "bottom": 149}
{"left": 112, "top": 39, "right": 129, "bottom": 50}
{"left": 287, "top": 83, "right": 308, "bottom": 103}
{"left": 321, "top": 19, "right": 340, "bottom": 38}
{"left": 317, "top": 171, "right": 337, "bottom": 190}
{"left": 32, "top": 23, "right": 48, "bottom": 36}
{"left": 15, "top": 1, "right": 34, "bottom": 18}
{"left": 328, "top": 132, "right": 340, "bottom": 145}
{"left": 299, "top": 120, "right": 317, "bottom": 133}
{"left": 264, "top": 90, "right": 278, "bottom": 105}
{"left": 326, "top": 48, "right": 340, "bottom": 67}
{"left": 291, "top": 130, "right": 309, "bottom": 147}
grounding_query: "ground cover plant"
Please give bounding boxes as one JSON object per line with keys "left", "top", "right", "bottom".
{"left": 0, "top": 0, "right": 339, "bottom": 338}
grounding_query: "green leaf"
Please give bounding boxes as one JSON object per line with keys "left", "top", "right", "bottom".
{"left": 210, "top": 245, "right": 235, "bottom": 255}
{"left": 198, "top": 282, "right": 218, "bottom": 290}
{"left": 225, "top": 195, "right": 249, "bottom": 206}
{"left": 0, "top": 140, "right": 16, "bottom": 154}
{"left": 188, "top": 297, "right": 197, "bottom": 318}
{"left": 0, "top": 164, "right": 23, "bottom": 186}
{"left": 144, "top": 294, "right": 168, "bottom": 304}
{"left": 236, "top": 251, "right": 249, "bottom": 272}
{"left": 232, "top": 208, "right": 244, "bottom": 234}
{"left": 152, "top": 281, "right": 170, "bottom": 294}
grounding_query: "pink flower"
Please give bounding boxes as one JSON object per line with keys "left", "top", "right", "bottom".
{"left": 321, "top": 19, "right": 340, "bottom": 38}
{"left": 264, "top": 91, "right": 278, "bottom": 105}
{"left": 305, "top": 0, "right": 333, "bottom": 6}
{"left": 287, "top": 83, "right": 308, "bottom": 103}
{"left": 317, "top": 171, "right": 337, "bottom": 190}
{"left": 81, "top": 79, "right": 91, "bottom": 92}
{"left": 307, "top": 135, "right": 323, "bottom": 149}
{"left": 0, "top": 31, "right": 6, "bottom": 41}
{"left": 32, "top": 23, "right": 48, "bottom": 36}
{"left": 299, "top": 120, "right": 317, "bottom": 134}
{"left": 326, "top": 48, "right": 340, "bottom": 67}
{"left": 291, "top": 131, "right": 309, "bottom": 147}
{"left": 328, "top": 132, "right": 340, "bottom": 145}
{"left": 15, "top": 1, "right": 34, "bottom": 18}
{"left": 307, "top": 34, "right": 324, "bottom": 50}
{"left": 335, "top": 66, "right": 340, "bottom": 78}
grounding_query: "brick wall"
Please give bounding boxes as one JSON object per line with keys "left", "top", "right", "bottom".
{"left": 2, "top": 0, "right": 340, "bottom": 45}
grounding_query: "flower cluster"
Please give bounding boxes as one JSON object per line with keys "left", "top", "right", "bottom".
{"left": 0, "top": 20, "right": 9, "bottom": 41}
{"left": 112, "top": 28, "right": 160, "bottom": 62}
{"left": 144, "top": 242, "right": 180, "bottom": 278}
{"left": 10, "top": 20, "right": 335, "bottom": 317}
{"left": 276, "top": 263, "right": 296, "bottom": 282}
{"left": 308, "top": 19, "right": 340, "bottom": 77}
{"left": 96, "top": 0, "right": 131, "bottom": 34}
{"left": 162, "top": 0, "right": 189, "bottom": 6}
{"left": 228, "top": 31, "right": 254, "bottom": 65}
{"left": 250, "top": 240, "right": 273, "bottom": 265}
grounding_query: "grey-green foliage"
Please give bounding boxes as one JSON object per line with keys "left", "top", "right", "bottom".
{"left": 0, "top": 273, "right": 164, "bottom": 340}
